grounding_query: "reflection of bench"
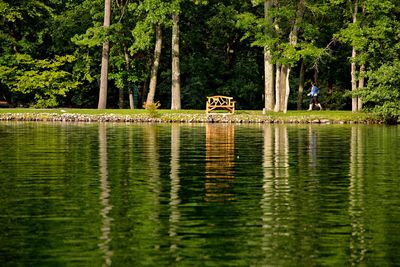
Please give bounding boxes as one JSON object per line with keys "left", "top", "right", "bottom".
{"left": 206, "top": 95, "right": 236, "bottom": 114}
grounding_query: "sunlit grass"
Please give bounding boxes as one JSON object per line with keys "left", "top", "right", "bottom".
{"left": 0, "top": 108, "right": 374, "bottom": 122}
{"left": 0, "top": 108, "right": 205, "bottom": 114}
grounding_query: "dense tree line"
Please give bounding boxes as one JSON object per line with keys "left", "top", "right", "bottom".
{"left": 0, "top": 0, "right": 399, "bottom": 120}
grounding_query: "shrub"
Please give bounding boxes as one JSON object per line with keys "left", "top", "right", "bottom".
{"left": 144, "top": 101, "right": 161, "bottom": 118}
{"left": 359, "top": 61, "right": 400, "bottom": 124}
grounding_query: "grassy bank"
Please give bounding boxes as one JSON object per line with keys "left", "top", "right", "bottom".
{"left": 0, "top": 108, "right": 378, "bottom": 124}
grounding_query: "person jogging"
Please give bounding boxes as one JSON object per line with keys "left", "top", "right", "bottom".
{"left": 307, "top": 82, "right": 322, "bottom": 111}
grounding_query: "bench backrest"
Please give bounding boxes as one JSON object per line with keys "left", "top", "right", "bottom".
{"left": 207, "top": 96, "right": 233, "bottom": 106}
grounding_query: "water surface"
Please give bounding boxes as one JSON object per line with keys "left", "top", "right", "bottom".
{"left": 1, "top": 122, "right": 400, "bottom": 266}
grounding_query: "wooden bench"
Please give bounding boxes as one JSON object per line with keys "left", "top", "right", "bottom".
{"left": 206, "top": 95, "right": 236, "bottom": 114}
{"left": 0, "top": 101, "right": 9, "bottom": 108}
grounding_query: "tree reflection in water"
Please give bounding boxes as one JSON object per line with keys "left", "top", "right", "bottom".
{"left": 349, "top": 126, "right": 367, "bottom": 264}
{"left": 308, "top": 126, "right": 318, "bottom": 175}
{"left": 261, "top": 125, "right": 290, "bottom": 226}
{"left": 169, "top": 124, "right": 181, "bottom": 258}
{"left": 98, "top": 124, "right": 113, "bottom": 267}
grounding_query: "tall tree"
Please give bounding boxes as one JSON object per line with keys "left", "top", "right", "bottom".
{"left": 350, "top": 0, "right": 359, "bottom": 112}
{"left": 350, "top": 0, "right": 400, "bottom": 122}
{"left": 238, "top": 0, "right": 309, "bottom": 113}
{"left": 171, "top": 13, "right": 181, "bottom": 110}
{"left": 124, "top": 45, "right": 134, "bottom": 109}
{"left": 130, "top": 0, "right": 171, "bottom": 106}
{"left": 264, "top": 0, "right": 274, "bottom": 112}
{"left": 98, "top": 0, "right": 111, "bottom": 109}
{"left": 284, "top": 0, "right": 305, "bottom": 113}
{"left": 273, "top": 0, "right": 305, "bottom": 113}
{"left": 351, "top": 0, "right": 367, "bottom": 112}
{"left": 297, "top": 59, "right": 305, "bottom": 110}
{"left": 115, "top": 0, "right": 132, "bottom": 109}
{"left": 146, "top": 25, "right": 163, "bottom": 105}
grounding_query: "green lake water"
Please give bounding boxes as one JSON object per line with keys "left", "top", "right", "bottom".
{"left": 1, "top": 122, "right": 400, "bottom": 266}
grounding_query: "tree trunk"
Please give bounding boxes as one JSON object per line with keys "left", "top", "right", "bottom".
{"left": 283, "top": 67, "right": 290, "bottom": 113}
{"left": 98, "top": 0, "right": 111, "bottom": 109}
{"left": 313, "top": 66, "right": 318, "bottom": 84}
{"left": 274, "top": 64, "right": 281, "bottom": 112}
{"left": 288, "top": 0, "right": 305, "bottom": 48}
{"left": 297, "top": 59, "right": 305, "bottom": 110}
{"left": 279, "top": 67, "right": 286, "bottom": 110}
{"left": 146, "top": 25, "right": 163, "bottom": 106}
{"left": 351, "top": 0, "right": 359, "bottom": 112}
{"left": 142, "top": 80, "right": 148, "bottom": 108}
{"left": 124, "top": 46, "right": 134, "bottom": 109}
{"left": 279, "top": 65, "right": 288, "bottom": 112}
{"left": 118, "top": 89, "right": 124, "bottom": 109}
{"left": 351, "top": 49, "right": 358, "bottom": 112}
{"left": 274, "top": 65, "right": 289, "bottom": 112}
{"left": 171, "top": 14, "right": 181, "bottom": 110}
{"left": 264, "top": 50, "right": 274, "bottom": 112}
{"left": 264, "top": 0, "right": 274, "bottom": 112}
{"left": 356, "top": 4, "right": 367, "bottom": 111}
{"left": 358, "top": 63, "right": 365, "bottom": 110}
{"left": 129, "top": 91, "right": 134, "bottom": 109}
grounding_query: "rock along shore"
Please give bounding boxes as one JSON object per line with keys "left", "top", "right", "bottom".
{"left": 0, "top": 112, "right": 373, "bottom": 124}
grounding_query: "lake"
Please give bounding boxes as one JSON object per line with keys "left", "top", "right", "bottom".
{"left": 1, "top": 122, "right": 400, "bottom": 266}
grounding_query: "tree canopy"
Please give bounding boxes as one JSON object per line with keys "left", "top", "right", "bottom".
{"left": 0, "top": 0, "right": 399, "bottom": 120}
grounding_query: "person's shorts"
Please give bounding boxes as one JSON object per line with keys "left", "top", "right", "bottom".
{"left": 310, "top": 96, "right": 319, "bottom": 104}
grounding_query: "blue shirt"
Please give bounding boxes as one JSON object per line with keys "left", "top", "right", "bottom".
{"left": 311, "top": 86, "right": 319, "bottom": 97}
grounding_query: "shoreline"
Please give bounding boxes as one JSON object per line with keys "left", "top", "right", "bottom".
{"left": 0, "top": 112, "right": 379, "bottom": 124}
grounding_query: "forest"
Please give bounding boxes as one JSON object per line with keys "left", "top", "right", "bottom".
{"left": 0, "top": 0, "right": 399, "bottom": 120}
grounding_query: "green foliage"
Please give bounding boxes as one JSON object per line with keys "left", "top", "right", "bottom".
{"left": 236, "top": 0, "right": 332, "bottom": 69}
{"left": 2, "top": 54, "right": 79, "bottom": 108}
{"left": 128, "top": 0, "right": 174, "bottom": 53}
{"left": 359, "top": 61, "right": 400, "bottom": 124}
{"left": 324, "top": 90, "right": 351, "bottom": 110}
{"left": 72, "top": 26, "right": 109, "bottom": 48}
{"left": 217, "top": 51, "right": 263, "bottom": 109}
{"left": 0, "top": 1, "right": 22, "bottom": 22}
